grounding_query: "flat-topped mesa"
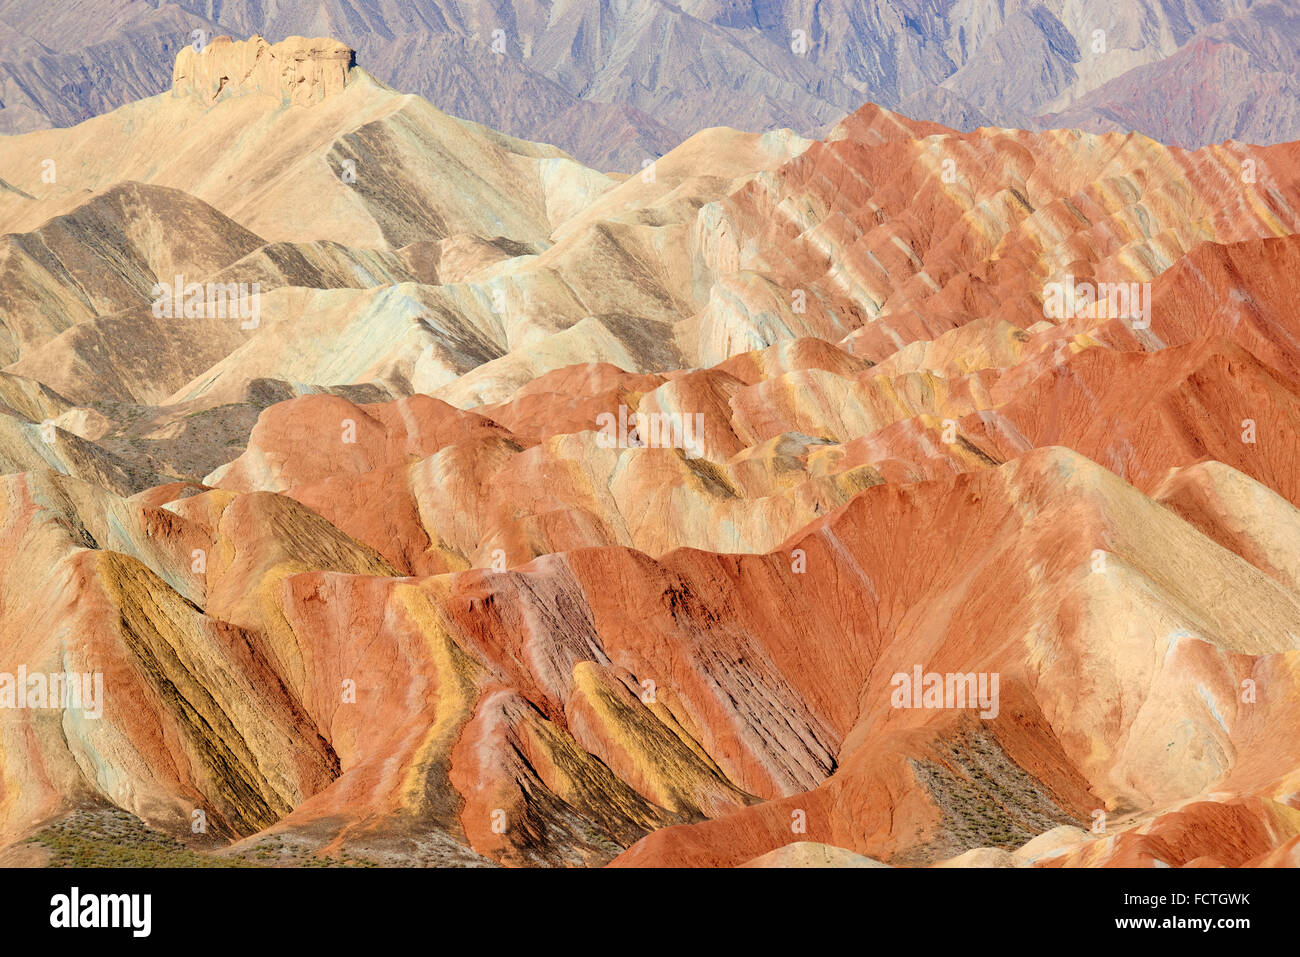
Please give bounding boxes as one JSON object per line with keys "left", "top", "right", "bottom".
{"left": 172, "top": 35, "right": 354, "bottom": 107}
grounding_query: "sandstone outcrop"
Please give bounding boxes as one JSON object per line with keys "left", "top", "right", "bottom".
{"left": 172, "top": 35, "right": 354, "bottom": 107}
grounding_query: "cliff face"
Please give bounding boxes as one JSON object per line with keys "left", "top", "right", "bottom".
{"left": 171, "top": 35, "right": 354, "bottom": 107}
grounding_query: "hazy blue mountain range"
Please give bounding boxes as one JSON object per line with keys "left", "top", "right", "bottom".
{"left": 0, "top": 0, "right": 1295, "bottom": 169}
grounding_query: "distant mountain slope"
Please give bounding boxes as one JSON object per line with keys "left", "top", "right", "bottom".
{"left": 0, "top": 0, "right": 1296, "bottom": 170}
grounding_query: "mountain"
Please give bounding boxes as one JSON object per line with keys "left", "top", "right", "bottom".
{"left": 3, "top": 33, "right": 1300, "bottom": 869}
{"left": 0, "top": 0, "right": 1297, "bottom": 171}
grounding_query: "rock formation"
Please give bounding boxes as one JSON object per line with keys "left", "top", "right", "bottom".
{"left": 171, "top": 35, "right": 354, "bottom": 107}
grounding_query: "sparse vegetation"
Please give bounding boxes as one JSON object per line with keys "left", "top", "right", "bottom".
{"left": 28, "top": 808, "right": 378, "bottom": 868}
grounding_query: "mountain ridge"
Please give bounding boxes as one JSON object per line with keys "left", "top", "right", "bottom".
{"left": 1, "top": 0, "right": 1296, "bottom": 170}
